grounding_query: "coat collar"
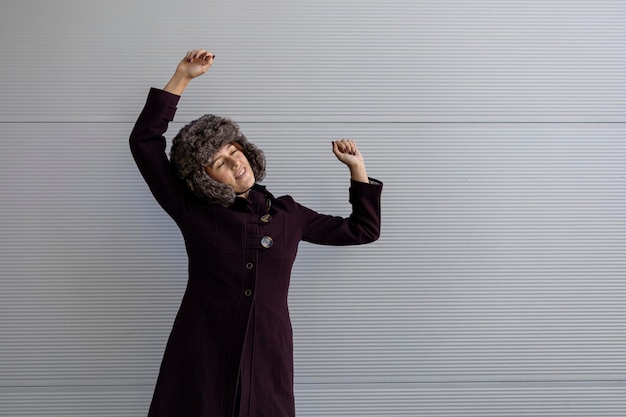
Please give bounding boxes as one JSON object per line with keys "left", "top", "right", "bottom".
{"left": 230, "top": 183, "right": 274, "bottom": 214}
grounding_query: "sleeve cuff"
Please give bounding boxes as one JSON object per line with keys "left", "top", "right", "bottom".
{"left": 351, "top": 177, "right": 383, "bottom": 187}
{"left": 146, "top": 87, "right": 181, "bottom": 121}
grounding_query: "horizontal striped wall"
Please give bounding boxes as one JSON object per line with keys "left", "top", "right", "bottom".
{"left": 1, "top": 1, "right": 626, "bottom": 416}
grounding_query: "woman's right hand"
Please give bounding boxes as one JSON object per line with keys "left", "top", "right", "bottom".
{"left": 164, "top": 49, "right": 215, "bottom": 95}
{"left": 175, "top": 49, "right": 215, "bottom": 79}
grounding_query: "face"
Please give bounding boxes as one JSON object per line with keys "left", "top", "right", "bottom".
{"left": 205, "top": 142, "right": 256, "bottom": 194}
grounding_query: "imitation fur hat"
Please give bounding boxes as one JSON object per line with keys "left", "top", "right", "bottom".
{"left": 170, "top": 114, "right": 265, "bottom": 206}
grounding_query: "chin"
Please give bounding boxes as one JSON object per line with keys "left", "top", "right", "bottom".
{"left": 244, "top": 177, "right": 256, "bottom": 188}
{"left": 235, "top": 180, "right": 254, "bottom": 193}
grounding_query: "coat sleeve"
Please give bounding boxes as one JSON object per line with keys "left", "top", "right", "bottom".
{"left": 129, "top": 87, "right": 193, "bottom": 220}
{"left": 297, "top": 179, "right": 382, "bottom": 245}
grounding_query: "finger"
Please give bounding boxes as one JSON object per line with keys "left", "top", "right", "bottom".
{"left": 192, "top": 48, "right": 206, "bottom": 57}
{"left": 336, "top": 139, "right": 358, "bottom": 155}
{"left": 188, "top": 49, "right": 209, "bottom": 62}
{"left": 333, "top": 140, "right": 345, "bottom": 156}
{"left": 186, "top": 51, "right": 200, "bottom": 63}
{"left": 202, "top": 52, "right": 215, "bottom": 61}
{"left": 332, "top": 141, "right": 343, "bottom": 158}
{"left": 347, "top": 140, "right": 359, "bottom": 155}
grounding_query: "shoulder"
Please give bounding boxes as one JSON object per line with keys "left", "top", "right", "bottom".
{"left": 274, "top": 194, "right": 298, "bottom": 209}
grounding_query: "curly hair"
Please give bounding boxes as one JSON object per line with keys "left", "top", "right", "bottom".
{"left": 170, "top": 114, "right": 266, "bottom": 206}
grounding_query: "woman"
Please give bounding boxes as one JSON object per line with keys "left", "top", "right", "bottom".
{"left": 129, "top": 49, "right": 382, "bottom": 417}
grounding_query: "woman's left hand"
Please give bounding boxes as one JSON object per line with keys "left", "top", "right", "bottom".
{"left": 332, "top": 139, "right": 369, "bottom": 183}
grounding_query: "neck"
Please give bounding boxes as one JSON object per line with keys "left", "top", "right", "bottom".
{"left": 235, "top": 188, "right": 252, "bottom": 199}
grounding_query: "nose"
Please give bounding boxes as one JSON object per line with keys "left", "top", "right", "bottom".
{"left": 226, "top": 157, "right": 240, "bottom": 171}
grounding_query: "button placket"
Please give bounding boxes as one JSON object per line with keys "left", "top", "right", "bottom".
{"left": 243, "top": 216, "right": 259, "bottom": 299}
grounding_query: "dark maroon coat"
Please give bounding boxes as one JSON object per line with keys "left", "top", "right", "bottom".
{"left": 129, "top": 88, "right": 382, "bottom": 417}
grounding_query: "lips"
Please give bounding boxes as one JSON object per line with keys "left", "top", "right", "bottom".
{"left": 235, "top": 166, "right": 247, "bottom": 180}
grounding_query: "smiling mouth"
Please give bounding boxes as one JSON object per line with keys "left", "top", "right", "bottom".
{"left": 235, "top": 167, "right": 247, "bottom": 180}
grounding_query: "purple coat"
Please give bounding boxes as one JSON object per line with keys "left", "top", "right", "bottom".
{"left": 130, "top": 88, "right": 382, "bottom": 417}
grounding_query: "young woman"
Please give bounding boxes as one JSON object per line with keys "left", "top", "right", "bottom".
{"left": 129, "top": 49, "right": 382, "bottom": 417}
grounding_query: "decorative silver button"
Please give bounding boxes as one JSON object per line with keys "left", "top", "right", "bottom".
{"left": 260, "top": 236, "right": 273, "bottom": 249}
{"left": 260, "top": 214, "right": 272, "bottom": 223}
{"left": 246, "top": 262, "right": 254, "bottom": 269}
{"left": 244, "top": 289, "right": 252, "bottom": 297}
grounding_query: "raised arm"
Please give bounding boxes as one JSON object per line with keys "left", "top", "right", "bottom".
{"left": 297, "top": 141, "right": 382, "bottom": 245}
{"left": 129, "top": 49, "right": 215, "bottom": 219}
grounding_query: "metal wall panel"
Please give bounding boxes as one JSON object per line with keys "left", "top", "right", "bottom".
{"left": 3, "top": 384, "right": 626, "bottom": 417}
{"left": 1, "top": 1, "right": 625, "bottom": 415}
{"left": 1, "top": 0, "right": 625, "bottom": 123}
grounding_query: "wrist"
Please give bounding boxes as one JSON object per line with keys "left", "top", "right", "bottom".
{"left": 349, "top": 165, "right": 369, "bottom": 183}
{"left": 164, "top": 72, "right": 192, "bottom": 96}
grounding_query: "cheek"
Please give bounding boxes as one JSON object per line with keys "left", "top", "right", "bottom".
{"left": 240, "top": 155, "right": 252, "bottom": 167}
{"left": 206, "top": 168, "right": 223, "bottom": 182}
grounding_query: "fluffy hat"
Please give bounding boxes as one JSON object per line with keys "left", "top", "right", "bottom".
{"left": 170, "top": 114, "right": 265, "bottom": 206}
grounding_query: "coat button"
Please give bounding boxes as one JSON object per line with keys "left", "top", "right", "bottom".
{"left": 260, "top": 214, "right": 272, "bottom": 223}
{"left": 244, "top": 289, "right": 253, "bottom": 297}
{"left": 246, "top": 262, "right": 254, "bottom": 269}
{"left": 260, "top": 236, "right": 273, "bottom": 249}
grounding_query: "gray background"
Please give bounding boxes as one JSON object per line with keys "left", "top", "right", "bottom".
{"left": 1, "top": 1, "right": 625, "bottom": 415}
